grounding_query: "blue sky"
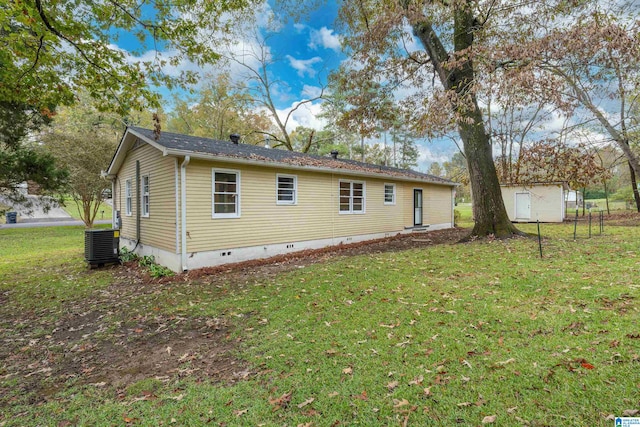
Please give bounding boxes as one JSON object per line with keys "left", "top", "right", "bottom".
{"left": 110, "top": 1, "right": 627, "bottom": 174}
{"left": 114, "top": 1, "right": 458, "bottom": 171}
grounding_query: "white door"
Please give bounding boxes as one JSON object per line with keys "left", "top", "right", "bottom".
{"left": 515, "top": 192, "right": 531, "bottom": 219}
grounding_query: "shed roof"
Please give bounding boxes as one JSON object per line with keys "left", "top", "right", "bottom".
{"left": 106, "top": 126, "right": 456, "bottom": 187}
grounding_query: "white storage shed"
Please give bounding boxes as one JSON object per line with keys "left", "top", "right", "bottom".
{"left": 500, "top": 182, "right": 569, "bottom": 223}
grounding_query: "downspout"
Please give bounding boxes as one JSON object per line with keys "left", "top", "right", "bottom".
{"left": 331, "top": 173, "right": 335, "bottom": 241}
{"left": 180, "top": 156, "right": 191, "bottom": 271}
{"left": 136, "top": 160, "right": 141, "bottom": 242}
{"left": 174, "top": 158, "right": 179, "bottom": 253}
{"left": 111, "top": 178, "right": 118, "bottom": 229}
{"left": 452, "top": 187, "right": 455, "bottom": 227}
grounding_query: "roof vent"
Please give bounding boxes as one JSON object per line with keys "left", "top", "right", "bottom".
{"left": 330, "top": 150, "right": 339, "bottom": 159}
{"left": 229, "top": 134, "right": 240, "bottom": 144}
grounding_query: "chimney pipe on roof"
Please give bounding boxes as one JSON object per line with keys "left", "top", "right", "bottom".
{"left": 330, "top": 150, "right": 339, "bottom": 159}
{"left": 229, "top": 134, "right": 240, "bottom": 144}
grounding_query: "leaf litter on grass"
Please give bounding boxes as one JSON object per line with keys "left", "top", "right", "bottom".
{"left": 3, "top": 218, "right": 640, "bottom": 426}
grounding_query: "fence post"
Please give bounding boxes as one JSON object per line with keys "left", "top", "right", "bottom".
{"left": 537, "top": 219, "right": 543, "bottom": 259}
{"left": 573, "top": 209, "right": 578, "bottom": 240}
{"left": 588, "top": 210, "right": 592, "bottom": 238}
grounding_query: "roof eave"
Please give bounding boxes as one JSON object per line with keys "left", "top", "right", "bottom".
{"left": 162, "top": 148, "right": 457, "bottom": 187}
{"left": 106, "top": 128, "right": 173, "bottom": 177}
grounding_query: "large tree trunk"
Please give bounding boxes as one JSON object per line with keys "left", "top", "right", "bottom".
{"left": 410, "top": 1, "right": 521, "bottom": 238}
{"left": 459, "top": 107, "right": 521, "bottom": 237}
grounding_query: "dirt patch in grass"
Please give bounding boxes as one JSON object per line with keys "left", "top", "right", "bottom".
{"left": 601, "top": 211, "right": 640, "bottom": 226}
{"left": 0, "top": 268, "right": 250, "bottom": 405}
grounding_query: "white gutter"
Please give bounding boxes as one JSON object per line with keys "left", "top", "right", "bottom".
{"left": 180, "top": 155, "right": 191, "bottom": 271}
{"left": 161, "top": 148, "right": 457, "bottom": 187}
{"left": 451, "top": 186, "right": 455, "bottom": 226}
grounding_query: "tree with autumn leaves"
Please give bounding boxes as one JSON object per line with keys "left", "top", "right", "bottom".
{"left": 4, "top": 0, "right": 635, "bottom": 234}
{"left": 1, "top": 0, "right": 260, "bottom": 199}
{"left": 329, "top": 0, "right": 639, "bottom": 237}
{"left": 496, "top": 139, "right": 609, "bottom": 190}
{"left": 497, "top": 1, "right": 640, "bottom": 210}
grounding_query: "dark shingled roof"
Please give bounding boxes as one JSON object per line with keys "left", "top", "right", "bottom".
{"left": 129, "top": 126, "right": 455, "bottom": 186}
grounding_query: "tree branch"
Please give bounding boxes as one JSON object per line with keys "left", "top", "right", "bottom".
{"left": 17, "top": 36, "right": 44, "bottom": 83}
{"left": 34, "top": 0, "right": 116, "bottom": 78}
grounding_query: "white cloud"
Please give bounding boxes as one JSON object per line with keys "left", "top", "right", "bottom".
{"left": 115, "top": 0, "right": 276, "bottom": 95}
{"left": 275, "top": 99, "right": 327, "bottom": 131}
{"left": 294, "top": 23, "right": 306, "bottom": 33}
{"left": 285, "top": 55, "right": 323, "bottom": 77}
{"left": 418, "top": 144, "right": 451, "bottom": 164}
{"left": 416, "top": 142, "right": 456, "bottom": 172}
{"left": 122, "top": 47, "right": 212, "bottom": 80}
{"left": 301, "top": 85, "right": 323, "bottom": 98}
{"left": 309, "top": 27, "right": 342, "bottom": 51}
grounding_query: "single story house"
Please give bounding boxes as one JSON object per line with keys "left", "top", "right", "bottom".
{"left": 104, "top": 127, "right": 458, "bottom": 272}
{"left": 500, "top": 182, "right": 569, "bottom": 223}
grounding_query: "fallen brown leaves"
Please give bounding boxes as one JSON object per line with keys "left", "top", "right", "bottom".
{"left": 269, "top": 391, "right": 293, "bottom": 411}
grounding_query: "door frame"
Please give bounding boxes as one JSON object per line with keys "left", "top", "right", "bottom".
{"left": 413, "top": 189, "right": 423, "bottom": 226}
{"left": 514, "top": 191, "right": 531, "bottom": 220}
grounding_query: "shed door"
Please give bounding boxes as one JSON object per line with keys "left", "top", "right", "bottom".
{"left": 414, "top": 189, "right": 423, "bottom": 226}
{"left": 515, "top": 192, "right": 531, "bottom": 219}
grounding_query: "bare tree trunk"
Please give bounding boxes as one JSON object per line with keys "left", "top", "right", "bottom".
{"left": 629, "top": 162, "right": 640, "bottom": 212}
{"left": 603, "top": 178, "right": 610, "bottom": 215}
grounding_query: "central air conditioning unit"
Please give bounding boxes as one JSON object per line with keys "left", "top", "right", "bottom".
{"left": 85, "top": 229, "right": 120, "bottom": 268}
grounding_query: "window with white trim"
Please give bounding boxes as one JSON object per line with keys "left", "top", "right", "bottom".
{"left": 339, "top": 180, "right": 365, "bottom": 214}
{"left": 276, "top": 174, "right": 297, "bottom": 205}
{"left": 141, "top": 175, "right": 150, "bottom": 217}
{"left": 212, "top": 169, "right": 240, "bottom": 218}
{"left": 125, "top": 179, "right": 132, "bottom": 215}
{"left": 384, "top": 183, "right": 396, "bottom": 205}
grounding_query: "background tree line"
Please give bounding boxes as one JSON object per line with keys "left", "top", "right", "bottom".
{"left": 2, "top": 0, "right": 639, "bottom": 233}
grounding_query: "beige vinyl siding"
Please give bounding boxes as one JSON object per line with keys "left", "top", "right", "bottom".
{"left": 116, "top": 144, "right": 177, "bottom": 252}
{"left": 402, "top": 184, "right": 418, "bottom": 226}
{"left": 425, "top": 185, "right": 453, "bottom": 225}
{"left": 400, "top": 183, "right": 452, "bottom": 227}
{"left": 184, "top": 160, "right": 412, "bottom": 252}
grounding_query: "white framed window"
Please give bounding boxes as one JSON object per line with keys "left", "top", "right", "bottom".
{"left": 384, "top": 183, "right": 396, "bottom": 205}
{"left": 141, "top": 175, "right": 150, "bottom": 217}
{"left": 125, "top": 179, "right": 132, "bottom": 216}
{"left": 276, "top": 174, "right": 297, "bottom": 205}
{"left": 212, "top": 169, "right": 240, "bottom": 218}
{"left": 339, "top": 180, "right": 365, "bottom": 214}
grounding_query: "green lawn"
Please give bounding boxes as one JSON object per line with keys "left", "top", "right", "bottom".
{"left": 0, "top": 225, "right": 113, "bottom": 312}
{"left": 60, "top": 196, "right": 113, "bottom": 220}
{"left": 1, "top": 220, "right": 639, "bottom": 426}
{"left": 585, "top": 198, "right": 631, "bottom": 212}
{"left": 455, "top": 202, "right": 473, "bottom": 227}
